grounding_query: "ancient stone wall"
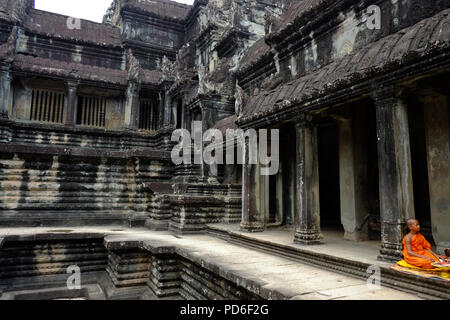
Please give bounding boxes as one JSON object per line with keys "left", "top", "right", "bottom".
{"left": 238, "top": 0, "right": 450, "bottom": 95}
{"left": 0, "top": 150, "right": 173, "bottom": 227}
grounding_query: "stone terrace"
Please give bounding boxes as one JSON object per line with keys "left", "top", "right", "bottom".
{"left": 0, "top": 227, "right": 444, "bottom": 300}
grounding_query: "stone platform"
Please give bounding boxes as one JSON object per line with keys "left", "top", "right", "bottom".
{"left": 207, "top": 224, "right": 450, "bottom": 299}
{"left": 0, "top": 227, "right": 445, "bottom": 300}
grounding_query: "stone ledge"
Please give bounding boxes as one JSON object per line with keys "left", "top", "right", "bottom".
{"left": 0, "top": 142, "right": 172, "bottom": 161}
{"left": 106, "top": 236, "right": 290, "bottom": 300}
{"left": 206, "top": 225, "right": 450, "bottom": 300}
{"left": 0, "top": 212, "right": 146, "bottom": 228}
{"left": 0, "top": 229, "right": 428, "bottom": 300}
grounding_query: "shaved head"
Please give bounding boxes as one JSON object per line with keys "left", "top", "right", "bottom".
{"left": 407, "top": 219, "right": 419, "bottom": 226}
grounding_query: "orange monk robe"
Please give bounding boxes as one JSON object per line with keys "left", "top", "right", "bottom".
{"left": 402, "top": 233, "right": 440, "bottom": 269}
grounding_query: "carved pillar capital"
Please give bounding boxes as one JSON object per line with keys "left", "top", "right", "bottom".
{"left": 371, "top": 83, "right": 407, "bottom": 108}
{"left": 371, "top": 83, "right": 395, "bottom": 100}
{"left": 67, "top": 81, "right": 78, "bottom": 91}
{"left": 162, "top": 81, "right": 172, "bottom": 92}
{"left": 294, "top": 113, "right": 315, "bottom": 129}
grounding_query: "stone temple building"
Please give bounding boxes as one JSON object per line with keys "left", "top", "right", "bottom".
{"left": 0, "top": 0, "right": 449, "bottom": 300}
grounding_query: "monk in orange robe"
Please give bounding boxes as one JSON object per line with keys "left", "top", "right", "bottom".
{"left": 402, "top": 219, "right": 445, "bottom": 269}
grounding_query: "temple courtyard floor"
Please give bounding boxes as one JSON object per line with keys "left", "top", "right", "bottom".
{"left": 0, "top": 225, "right": 448, "bottom": 300}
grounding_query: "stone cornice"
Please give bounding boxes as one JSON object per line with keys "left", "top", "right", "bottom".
{"left": 0, "top": 117, "right": 176, "bottom": 140}
{"left": 237, "top": 47, "right": 450, "bottom": 130}
{"left": 0, "top": 142, "right": 172, "bottom": 161}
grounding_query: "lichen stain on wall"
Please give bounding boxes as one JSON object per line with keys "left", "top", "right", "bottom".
{"left": 332, "top": 10, "right": 363, "bottom": 61}
{"left": 1, "top": 154, "right": 25, "bottom": 210}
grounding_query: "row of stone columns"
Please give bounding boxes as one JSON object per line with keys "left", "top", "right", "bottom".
{"left": 241, "top": 84, "right": 450, "bottom": 261}
{"left": 0, "top": 69, "right": 80, "bottom": 125}
{"left": 0, "top": 68, "right": 167, "bottom": 132}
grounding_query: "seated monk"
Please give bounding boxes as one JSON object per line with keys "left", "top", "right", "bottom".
{"left": 402, "top": 219, "right": 446, "bottom": 269}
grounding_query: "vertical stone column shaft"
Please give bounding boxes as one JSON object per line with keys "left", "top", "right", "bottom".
{"left": 241, "top": 140, "right": 264, "bottom": 232}
{"left": 294, "top": 118, "right": 323, "bottom": 244}
{"left": 0, "top": 66, "right": 12, "bottom": 119}
{"left": 163, "top": 85, "right": 172, "bottom": 127}
{"left": 65, "top": 82, "right": 78, "bottom": 126}
{"left": 125, "top": 82, "right": 140, "bottom": 130}
{"left": 373, "top": 85, "right": 415, "bottom": 261}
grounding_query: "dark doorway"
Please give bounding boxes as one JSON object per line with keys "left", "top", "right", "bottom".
{"left": 318, "top": 123, "right": 342, "bottom": 230}
{"left": 176, "top": 99, "right": 183, "bottom": 129}
{"left": 281, "top": 123, "right": 296, "bottom": 227}
{"left": 407, "top": 95, "right": 433, "bottom": 242}
{"left": 366, "top": 104, "right": 381, "bottom": 240}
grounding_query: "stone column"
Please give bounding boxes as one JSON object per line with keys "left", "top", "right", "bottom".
{"left": 182, "top": 100, "right": 190, "bottom": 131}
{"left": 163, "top": 84, "right": 172, "bottom": 127}
{"left": 337, "top": 114, "right": 370, "bottom": 241}
{"left": 0, "top": 66, "right": 12, "bottom": 119}
{"left": 65, "top": 82, "right": 78, "bottom": 126}
{"left": 158, "top": 91, "right": 164, "bottom": 129}
{"left": 124, "top": 81, "right": 140, "bottom": 131}
{"left": 372, "top": 85, "right": 415, "bottom": 261}
{"left": 294, "top": 116, "right": 323, "bottom": 244}
{"left": 276, "top": 162, "right": 284, "bottom": 224}
{"left": 422, "top": 94, "right": 450, "bottom": 254}
{"left": 241, "top": 140, "right": 264, "bottom": 232}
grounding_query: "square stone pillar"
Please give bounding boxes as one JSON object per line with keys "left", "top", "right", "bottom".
{"left": 65, "top": 82, "right": 78, "bottom": 126}
{"left": 163, "top": 84, "right": 172, "bottom": 127}
{"left": 372, "top": 85, "right": 415, "bottom": 261}
{"left": 337, "top": 115, "right": 370, "bottom": 241}
{"left": 158, "top": 91, "right": 164, "bottom": 129}
{"left": 422, "top": 94, "right": 450, "bottom": 254}
{"left": 241, "top": 140, "right": 264, "bottom": 232}
{"left": 125, "top": 81, "right": 140, "bottom": 131}
{"left": 294, "top": 117, "right": 323, "bottom": 244}
{"left": 0, "top": 66, "right": 12, "bottom": 119}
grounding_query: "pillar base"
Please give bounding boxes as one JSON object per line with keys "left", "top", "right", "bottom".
{"left": 240, "top": 222, "right": 264, "bottom": 233}
{"left": 437, "top": 242, "right": 450, "bottom": 256}
{"left": 294, "top": 230, "right": 323, "bottom": 245}
{"left": 378, "top": 241, "right": 403, "bottom": 262}
{"left": 344, "top": 230, "right": 369, "bottom": 242}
